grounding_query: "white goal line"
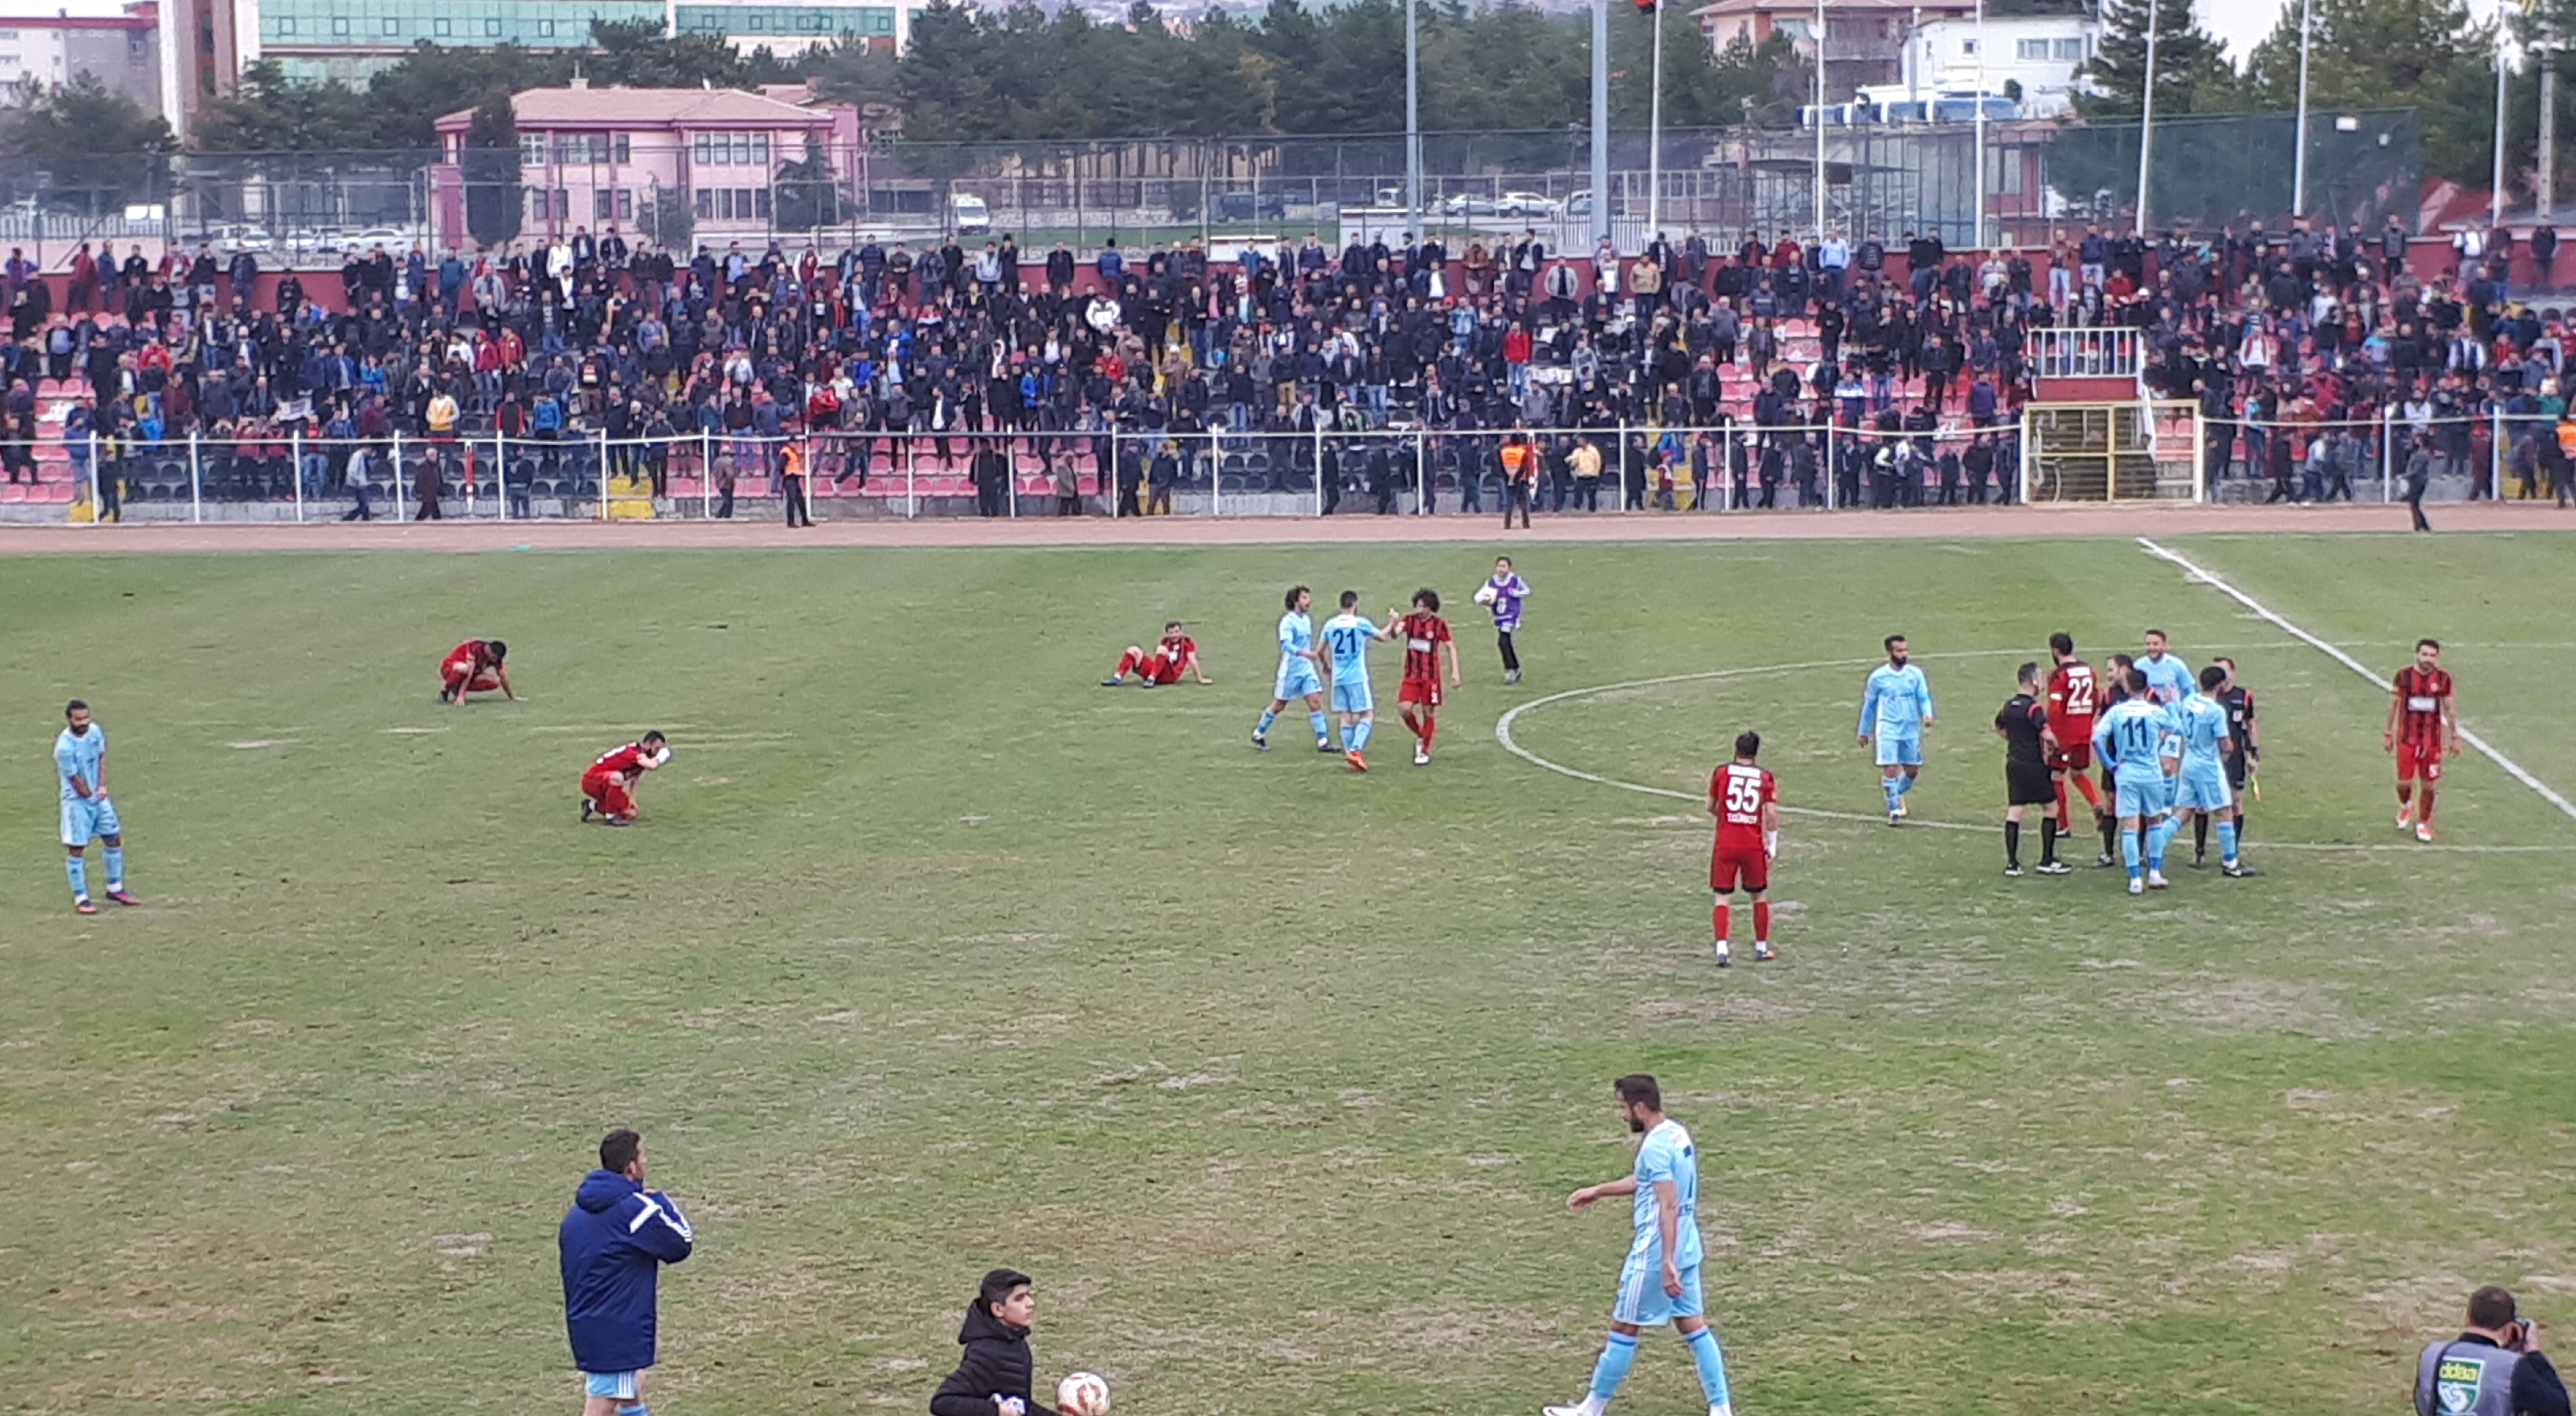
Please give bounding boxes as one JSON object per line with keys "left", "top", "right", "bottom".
{"left": 2134, "top": 537, "right": 2576, "bottom": 824}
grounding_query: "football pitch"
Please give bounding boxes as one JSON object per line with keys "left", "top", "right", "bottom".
{"left": 5, "top": 530, "right": 2576, "bottom": 1415}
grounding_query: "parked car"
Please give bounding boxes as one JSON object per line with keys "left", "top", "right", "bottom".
{"left": 1215, "top": 190, "right": 1288, "bottom": 221}
{"left": 1497, "top": 191, "right": 1562, "bottom": 218}
{"left": 1439, "top": 194, "right": 1500, "bottom": 217}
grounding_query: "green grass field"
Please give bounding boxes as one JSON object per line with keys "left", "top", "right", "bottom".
{"left": 5, "top": 532, "right": 2576, "bottom": 1416}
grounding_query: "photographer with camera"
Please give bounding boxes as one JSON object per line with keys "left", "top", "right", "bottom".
{"left": 2417, "top": 1286, "right": 2571, "bottom": 1416}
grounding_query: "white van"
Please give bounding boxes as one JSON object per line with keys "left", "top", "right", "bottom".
{"left": 949, "top": 192, "right": 991, "bottom": 235}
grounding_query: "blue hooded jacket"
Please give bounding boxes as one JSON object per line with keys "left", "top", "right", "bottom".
{"left": 559, "top": 1169, "right": 694, "bottom": 1373}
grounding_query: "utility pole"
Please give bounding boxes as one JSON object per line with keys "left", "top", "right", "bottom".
{"left": 1813, "top": 0, "right": 1826, "bottom": 241}
{"left": 1973, "top": 0, "right": 1986, "bottom": 246}
{"left": 2544, "top": 34, "right": 2559, "bottom": 221}
{"left": 1648, "top": 0, "right": 1665, "bottom": 238}
{"left": 1405, "top": 0, "right": 1421, "bottom": 238}
{"left": 2497, "top": 32, "right": 2512, "bottom": 229}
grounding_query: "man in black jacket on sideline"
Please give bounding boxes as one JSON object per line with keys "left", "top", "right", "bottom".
{"left": 931, "top": 1268, "right": 1059, "bottom": 1416}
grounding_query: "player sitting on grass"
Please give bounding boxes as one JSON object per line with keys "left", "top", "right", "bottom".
{"left": 582, "top": 733, "right": 670, "bottom": 826}
{"left": 1393, "top": 588, "right": 1461, "bottom": 765}
{"left": 1099, "top": 622, "right": 1209, "bottom": 688}
{"left": 929, "top": 1268, "right": 1060, "bottom": 1416}
{"left": 439, "top": 638, "right": 519, "bottom": 705}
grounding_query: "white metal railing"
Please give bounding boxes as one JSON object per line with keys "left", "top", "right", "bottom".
{"left": 2028, "top": 326, "right": 2146, "bottom": 381}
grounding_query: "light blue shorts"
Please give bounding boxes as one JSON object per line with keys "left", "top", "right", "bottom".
{"left": 2174, "top": 765, "right": 2233, "bottom": 813}
{"left": 1874, "top": 735, "right": 1922, "bottom": 768}
{"left": 60, "top": 795, "right": 121, "bottom": 848}
{"left": 1612, "top": 1250, "right": 1704, "bottom": 1326}
{"left": 2113, "top": 771, "right": 2168, "bottom": 819}
{"left": 1331, "top": 677, "right": 1374, "bottom": 714}
{"left": 1276, "top": 662, "right": 1323, "bottom": 702}
{"left": 584, "top": 1371, "right": 641, "bottom": 1400}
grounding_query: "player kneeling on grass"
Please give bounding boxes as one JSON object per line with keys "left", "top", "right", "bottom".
{"left": 56, "top": 699, "right": 137, "bottom": 915}
{"left": 931, "top": 1268, "right": 1060, "bottom": 1416}
{"left": 582, "top": 733, "right": 670, "bottom": 826}
{"left": 1546, "top": 1074, "right": 1737, "bottom": 1416}
{"left": 440, "top": 637, "right": 519, "bottom": 705}
{"left": 1394, "top": 588, "right": 1461, "bottom": 765}
{"left": 1996, "top": 664, "right": 2070, "bottom": 877}
{"left": 1099, "top": 622, "right": 1209, "bottom": 688}
{"left": 1707, "top": 731, "right": 1779, "bottom": 965}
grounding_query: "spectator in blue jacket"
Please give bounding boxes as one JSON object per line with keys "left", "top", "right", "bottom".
{"left": 559, "top": 1128, "right": 694, "bottom": 1416}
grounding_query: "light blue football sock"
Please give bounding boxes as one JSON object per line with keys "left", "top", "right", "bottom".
{"left": 102, "top": 846, "right": 123, "bottom": 890}
{"left": 1883, "top": 777, "right": 1902, "bottom": 812}
{"left": 1686, "top": 1325, "right": 1732, "bottom": 1407}
{"left": 1257, "top": 708, "right": 1278, "bottom": 734}
{"left": 1588, "top": 1331, "right": 1639, "bottom": 1400}
{"left": 1308, "top": 710, "right": 1329, "bottom": 743}
{"left": 616, "top": 1405, "right": 647, "bottom": 1416}
{"left": 1896, "top": 771, "right": 1918, "bottom": 796}
{"left": 66, "top": 855, "right": 87, "bottom": 899}
{"left": 1351, "top": 719, "right": 1372, "bottom": 752}
{"left": 2121, "top": 828, "right": 2141, "bottom": 880}
{"left": 2148, "top": 816, "right": 2180, "bottom": 867}
{"left": 2217, "top": 820, "right": 2239, "bottom": 866}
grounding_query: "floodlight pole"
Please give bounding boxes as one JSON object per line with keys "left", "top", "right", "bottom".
{"left": 1405, "top": 0, "right": 1421, "bottom": 238}
{"left": 2497, "top": 33, "right": 2512, "bottom": 229}
{"left": 1648, "top": 0, "right": 1665, "bottom": 237}
{"left": 1592, "top": 0, "right": 1612, "bottom": 248}
{"left": 2134, "top": 0, "right": 2158, "bottom": 235}
{"left": 1812, "top": 0, "right": 1826, "bottom": 240}
{"left": 1973, "top": 0, "right": 1987, "bottom": 246}
{"left": 2292, "top": 0, "right": 2312, "bottom": 216}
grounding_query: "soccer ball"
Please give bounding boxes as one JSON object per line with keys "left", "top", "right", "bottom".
{"left": 1057, "top": 1371, "right": 1111, "bottom": 1416}
{"left": 1472, "top": 584, "right": 1499, "bottom": 607}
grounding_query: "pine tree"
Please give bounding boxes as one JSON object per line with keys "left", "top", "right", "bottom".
{"left": 461, "top": 91, "right": 522, "bottom": 251}
{"left": 2078, "top": 0, "right": 2242, "bottom": 118}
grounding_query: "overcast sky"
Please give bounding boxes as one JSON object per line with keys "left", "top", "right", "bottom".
{"left": 2204, "top": 0, "right": 2506, "bottom": 66}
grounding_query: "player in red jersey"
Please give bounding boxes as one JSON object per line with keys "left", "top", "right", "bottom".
{"left": 580, "top": 731, "right": 669, "bottom": 826}
{"left": 1392, "top": 588, "right": 1461, "bottom": 766}
{"left": 2042, "top": 632, "right": 2104, "bottom": 834}
{"left": 2386, "top": 638, "right": 2457, "bottom": 841}
{"left": 438, "top": 638, "right": 519, "bottom": 705}
{"left": 1100, "top": 622, "right": 1209, "bottom": 687}
{"left": 1707, "top": 730, "right": 1780, "bottom": 967}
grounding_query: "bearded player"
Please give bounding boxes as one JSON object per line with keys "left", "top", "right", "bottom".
{"left": 1392, "top": 588, "right": 1461, "bottom": 765}
{"left": 1100, "top": 622, "right": 1210, "bottom": 688}
{"left": 439, "top": 637, "right": 519, "bottom": 705}
{"left": 2042, "top": 633, "right": 2104, "bottom": 838}
{"left": 581, "top": 732, "right": 670, "bottom": 826}
{"left": 2388, "top": 638, "right": 2458, "bottom": 842}
{"left": 1707, "top": 731, "right": 1780, "bottom": 966}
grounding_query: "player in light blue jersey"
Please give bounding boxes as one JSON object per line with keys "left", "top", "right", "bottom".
{"left": 1318, "top": 588, "right": 1393, "bottom": 772}
{"left": 1545, "top": 1074, "right": 1735, "bottom": 1416}
{"left": 2138, "top": 628, "right": 2195, "bottom": 706}
{"left": 2091, "top": 666, "right": 2183, "bottom": 895}
{"left": 54, "top": 700, "right": 137, "bottom": 916}
{"left": 1254, "top": 584, "right": 1334, "bottom": 754}
{"left": 1857, "top": 634, "right": 1936, "bottom": 824}
{"left": 2174, "top": 664, "right": 2259, "bottom": 878}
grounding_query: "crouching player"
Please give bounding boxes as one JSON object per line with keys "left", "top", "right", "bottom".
{"left": 1707, "top": 731, "right": 1779, "bottom": 966}
{"left": 581, "top": 732, "right": 670, "bottom": 826}
{"left": 1099, "top": 622, "right": 1209, "bottom": 688}
{"left": 1393, "top": 588, "right": 1461, "bottom": 765}
{"left": 440, "top": 637, "right": 519, "bottom": 705}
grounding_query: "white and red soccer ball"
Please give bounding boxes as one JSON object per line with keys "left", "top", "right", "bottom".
{"left": 1057, "top": 1371, "right": 1111, "bottom": 1416}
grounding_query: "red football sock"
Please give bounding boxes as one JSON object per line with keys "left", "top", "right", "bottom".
{"left": 2071, "top": 773, "right": 2103, "bottom": 811}
{"left": 1114, "top": 648, "right": 1143, "bottom": 677}
{"left": 1713, "top": 903, "right": 1730, "bottom": 942}
{"left": 1753, "top": 901, "right": 1772, "bottom": 943}
{"left": 1421, "top": 717, "right": 1436, "bottom": 750}
{"left": 2419, "top": 788, "right": 2437, "bottom": 825}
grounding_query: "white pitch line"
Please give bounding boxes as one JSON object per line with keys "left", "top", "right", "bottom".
{"left": 2137, "top": 537, "right": 2576, "bottom": 825}
{"left": 1494, "top": 656, "right": 2569, "bottom": 853}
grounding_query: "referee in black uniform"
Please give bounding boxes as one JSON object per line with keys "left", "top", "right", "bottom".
{"left": 2208, "top": 656, "right": 2258, "bottom": 865}
{"left": 1996, "top": 662, "right": 2071, "bottom": 876}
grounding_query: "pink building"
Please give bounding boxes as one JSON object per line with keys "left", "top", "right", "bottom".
{"left": 429, "top": 81, "right": 863, "bottom": 253}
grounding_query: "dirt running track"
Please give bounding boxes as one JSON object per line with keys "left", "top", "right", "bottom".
{"left": 0, "top": 502, "right": 2568, "bottom": 553}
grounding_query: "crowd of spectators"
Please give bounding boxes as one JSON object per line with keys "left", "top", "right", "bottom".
{"left": 3, "top": 211, "right": 2569, "bottom": 520}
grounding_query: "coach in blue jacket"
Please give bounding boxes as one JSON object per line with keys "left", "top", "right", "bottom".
{"left": 560, "top": 1128, "right": 695, "bottom": 1416}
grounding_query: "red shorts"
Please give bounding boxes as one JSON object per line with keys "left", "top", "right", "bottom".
{"left": 1138, "top": 657, "right": 1186, "bottom": 686}
{"left": 2397, "top": 742, "right": 2445, "bottom": 783}
{"left": 1711, "top": 845, "right": 1769, "bottom": 893}
{"left": 2048, "top": 740, "right": 2093, "bottom": 772}
{"left": 444, "top": 664, "right": 502, "bottom": 693}
{"left": 582, "top": 770, "right": 636, "bottom": 818}
{"left": 1398, "top": 678, "right": 1442, "bottom": 708}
